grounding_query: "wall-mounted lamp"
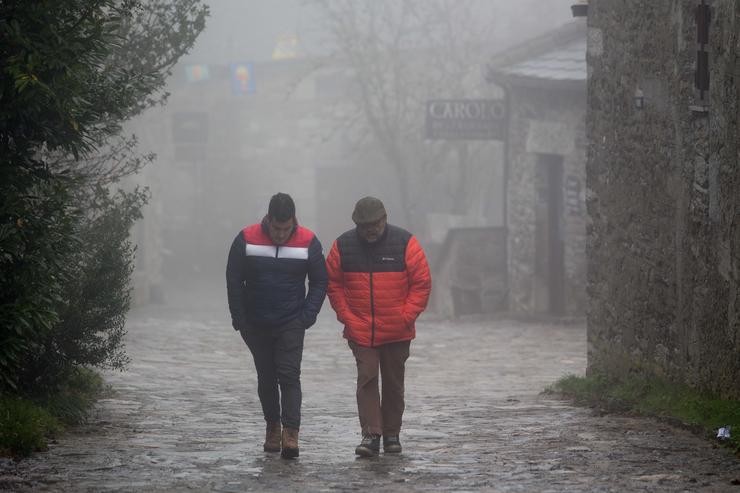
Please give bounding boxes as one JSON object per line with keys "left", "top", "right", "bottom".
{"left": 634, "top": 88, "right": 645, "bottom": 109}
{"left": 571, "top": 0, "right": 588, "bottom": 17}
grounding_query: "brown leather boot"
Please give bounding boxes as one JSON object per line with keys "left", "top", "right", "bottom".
{"left": 281, "top": 427, "right": 299, "bottom": 459}
{"left": 264, "top": 422, "right": 281, "bottom": 452}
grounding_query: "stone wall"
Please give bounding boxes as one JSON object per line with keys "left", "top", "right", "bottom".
{"left": 586, "top": 0, "right": 740, "bottom": 397}
{"left": 507, "top": 85, "right": 587, "bottom": 315}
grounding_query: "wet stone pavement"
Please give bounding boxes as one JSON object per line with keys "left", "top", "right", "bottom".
{"left": 2, "top": 293, "right": 740, "bottom": 492}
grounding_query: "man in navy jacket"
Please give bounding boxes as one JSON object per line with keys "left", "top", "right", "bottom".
{"left": 226, "top": 193, "right": 327, "bottom": 458}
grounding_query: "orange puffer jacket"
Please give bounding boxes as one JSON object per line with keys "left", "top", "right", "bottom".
{"left": 326, "top": 224, "right": 431, "bottom": 347}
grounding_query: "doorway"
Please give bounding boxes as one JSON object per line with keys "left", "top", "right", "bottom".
{"left": 534, "top": 154, "right": 565, "bottom": 315}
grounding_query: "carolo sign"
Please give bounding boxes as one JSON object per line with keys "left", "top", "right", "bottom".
{"left": 425, "top": 99, "right": 506, "bottom": 140}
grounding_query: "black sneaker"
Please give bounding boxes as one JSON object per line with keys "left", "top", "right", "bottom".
{"left": 355, "top": 434, "right": 380, "bottom": 457}
{"left": 383, "top": 435, "right": 402, "bottom": 453}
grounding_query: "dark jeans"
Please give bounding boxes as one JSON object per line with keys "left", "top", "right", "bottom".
{"left": 240, "top": 325, "right": 305, "bottom": 430}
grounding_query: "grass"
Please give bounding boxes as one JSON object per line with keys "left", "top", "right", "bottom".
{"left": 0, "top": 398, "right": 61, "bottom": 457}
{"left": 39, "top": 367, "right": 107, "bottom": 426}
{"left": 0, "top": 367, "right": 108, "bottom": 458}
{"left": 546, "top": 373, "right": 740, "bottom": 456}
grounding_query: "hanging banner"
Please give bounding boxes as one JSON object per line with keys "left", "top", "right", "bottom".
{"left": 230, "top": 62, "right": 256, "bottom": 95}
{"left": 184, "top": 64, "right": 210, "bottom": 83}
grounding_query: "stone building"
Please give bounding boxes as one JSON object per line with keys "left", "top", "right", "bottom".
{"left": 586, "top": 1, "right": 740, "bottom": 397}
{"left": 488, "top": 21, "right": 588, "bottom": 316}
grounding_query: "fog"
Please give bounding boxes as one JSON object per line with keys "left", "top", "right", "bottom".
{"left": 127, "top": 0, "right": 581, "bottom": 317}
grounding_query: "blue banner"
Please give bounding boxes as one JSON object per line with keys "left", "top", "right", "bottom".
{"left": 184, "top": 64, "right": 210, "bottom": 82}
{"left": 230, "top": 63, "right": 255, "bottom": 95}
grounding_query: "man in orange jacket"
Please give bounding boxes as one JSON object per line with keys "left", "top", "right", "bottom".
{"left": 326, "top": 196, "right": 431, "bottom": 456}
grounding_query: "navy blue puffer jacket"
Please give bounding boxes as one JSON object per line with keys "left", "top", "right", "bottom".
{"left": 226, "top": 219, "right": 328, "bottom": 330}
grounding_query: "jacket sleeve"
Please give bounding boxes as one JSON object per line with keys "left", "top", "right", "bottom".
{"left": 403, "top": 235, "right": 432, "bottom": 324}
{"left": 226, "top": 233, "right": 248, "bottom": 331}
{"left": 325, "top": 239, "right": 357, "bottom": 327}
{"left": 300, "top": 235, "right": 328, "bottom": 328}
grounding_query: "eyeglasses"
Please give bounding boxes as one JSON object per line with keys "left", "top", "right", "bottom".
{"left": 357, "top": 215, "right": 386, "bottom": 232}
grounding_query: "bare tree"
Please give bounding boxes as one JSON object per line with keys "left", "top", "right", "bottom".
{"left": 311, "top": 0, "right": 498, "bottom": 229}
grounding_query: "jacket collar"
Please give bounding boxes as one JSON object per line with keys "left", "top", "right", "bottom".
{"left": 261, "top": 215, "right": 298, "bottom": 243}
{"left": 355, "top": 223, "right": 389, "bottom": 246}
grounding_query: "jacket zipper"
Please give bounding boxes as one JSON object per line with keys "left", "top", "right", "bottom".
{"left": 369, "top": 250, "right": 375, "bottom": 347}
{"left": 370, "top": 272, "right": 375, "bottom": 346}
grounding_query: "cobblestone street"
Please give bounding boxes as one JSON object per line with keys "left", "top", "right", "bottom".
{"left": 2, "top": 290, "right": 739, "bottom": 492}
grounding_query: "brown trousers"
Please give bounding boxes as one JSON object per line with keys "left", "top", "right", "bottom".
{"left": 348, "top": 340, "right": 411, "bottom": 436}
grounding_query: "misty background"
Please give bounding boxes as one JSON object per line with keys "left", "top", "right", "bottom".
{"left": 125, "top": 0, "right": 577, "bottom": 313}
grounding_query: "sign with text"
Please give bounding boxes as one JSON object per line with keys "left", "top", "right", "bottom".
{"left": 426, "top": 99, "right": 506, "bottom": 140}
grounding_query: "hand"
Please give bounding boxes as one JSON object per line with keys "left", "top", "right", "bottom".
{"left": 281, "top": 317, "right": 306, "bottom": 331}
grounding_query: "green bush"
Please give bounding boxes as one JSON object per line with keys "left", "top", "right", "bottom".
{"left": 0, "top": 0, "right": 207, "bottom": 397}
{"left": 0, "top": 398, "right": 61, "bottom": 458}
{"left": 0, "top": 1, "right": 207, "bottom": 457}
{"left": 37, "top": 367, "right": 108, "bottom": 427}
{"left": 0, "top": 171, "right": 79, "bottom": 391}
{"left": 13, "top": 186, "right": 147, "bottom": 394}
{"left": 0, "top": 367, "right": 107, "bottom": 457}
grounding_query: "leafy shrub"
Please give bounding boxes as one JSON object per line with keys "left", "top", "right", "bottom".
{"left": 39, "top": 367, "right": 108, "bottom": 426}
{"left": 14, "top": 186, "right": 147, "bottom": 394}
{"left": 0, "top": 367, "right": 106, "bottom": 457}
{"left": 0, "top": 0, "right": 206, "bottom": 397}
{"left": 0, "top": 397, "right": 61, "bottom": 458}
{"left": 0, "top": 170, "right": 79, "bottom": 391}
